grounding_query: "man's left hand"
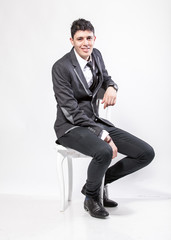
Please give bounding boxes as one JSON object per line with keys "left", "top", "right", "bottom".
{"left": 101, "top": 86, "right": 117, "bottom": 109}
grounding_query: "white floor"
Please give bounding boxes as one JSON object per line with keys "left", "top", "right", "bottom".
{"left": 0, "top": 194, "right": 171, "bottom": 240}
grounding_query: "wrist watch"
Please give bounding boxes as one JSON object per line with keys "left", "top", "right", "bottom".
{"left": 109, "top": 83, "right": 118, "bottom": 92}
{"left": 113, "top": 83, "right": 118, "bottom": 92}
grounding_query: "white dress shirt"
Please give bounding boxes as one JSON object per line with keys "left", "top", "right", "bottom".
{"left": 74, "top": 49, "right": 109, "bottom": 141}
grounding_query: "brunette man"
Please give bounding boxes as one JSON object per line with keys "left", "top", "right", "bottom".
{"left": 52, "top": 19, "right": 155, "bottom": 219}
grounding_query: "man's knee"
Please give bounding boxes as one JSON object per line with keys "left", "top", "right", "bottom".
{"left": 94, "top": 144, "right": 113, "bottom": 165}
{"left": 141, "top": 145, "right": 155, "bottom": 165}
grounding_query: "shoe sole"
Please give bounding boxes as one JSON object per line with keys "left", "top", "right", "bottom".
{"left": 104, "top": 203, "right": 118, "bottom": 208}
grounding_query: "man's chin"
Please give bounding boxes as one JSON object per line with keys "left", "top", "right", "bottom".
{"left": 81, "top": 51, "right": 92, "bottom": 60}
{"left": 80, "top": 54, "right": 91, "bottom": 60}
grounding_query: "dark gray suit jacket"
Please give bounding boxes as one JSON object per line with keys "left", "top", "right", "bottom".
{"left": 52, "top": 47, "right": 117, "bottom": 140}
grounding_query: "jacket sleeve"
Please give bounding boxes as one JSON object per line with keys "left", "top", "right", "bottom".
{"left": 95, "top": 49, "right": 118, "bottom": 90}
{"left": 52, "top": 62, "right": 103, "bottom": 136}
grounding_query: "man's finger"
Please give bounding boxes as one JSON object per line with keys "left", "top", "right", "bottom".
{"left": 101, "top": 98, "right": 105, "bottom": 104}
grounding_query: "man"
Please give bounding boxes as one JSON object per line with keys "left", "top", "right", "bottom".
{"left": 52, "top": 19, "right": 155, "bottom": 219}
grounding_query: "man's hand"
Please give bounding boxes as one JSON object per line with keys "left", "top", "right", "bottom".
{"left": 109, "top": 139, "right": 118, "bottom": 159}
{"left": 101, "top": 86, "right": 117, "bottom": 109}
{"left": 104, "top": 135, "right": 118, "bottom": 159}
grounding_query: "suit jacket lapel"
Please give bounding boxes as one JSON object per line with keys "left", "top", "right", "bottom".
{"left": 70, "top": 48, "right": 92, "bottom": 96}
{"left": 92, "top": 50, "right": 103, "bottom": 95}
{"left": 92, "top": 51, "right": 103, "bottom": 76}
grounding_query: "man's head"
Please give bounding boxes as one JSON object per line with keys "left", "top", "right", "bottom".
{"left": 71, "top": 19, "right": 95, "bottom": 38}
{"left": 70, "top": 19, "right": 96, "bottom": 60}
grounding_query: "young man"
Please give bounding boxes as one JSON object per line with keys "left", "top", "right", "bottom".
{"left": 52, "top": 19, "right": 155, "bottom": 219}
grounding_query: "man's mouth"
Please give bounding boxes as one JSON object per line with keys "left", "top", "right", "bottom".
{"left": 81, "top": 48, "right": 90, "bottom": 52}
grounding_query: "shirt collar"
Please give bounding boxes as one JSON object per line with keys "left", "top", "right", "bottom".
{"left": 74, "top": 48, "right": 92, "bottom": 71}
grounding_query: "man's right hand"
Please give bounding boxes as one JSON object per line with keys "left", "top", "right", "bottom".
{"left": 104, "top": 135, "right": 118, "bottom": 159}
{"left": 109, "top": 139, "right": 118, "bottom": 159}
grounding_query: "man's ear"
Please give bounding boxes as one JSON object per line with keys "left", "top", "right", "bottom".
{"left": 70, "top": 37, "right": 74, "bottom": 46}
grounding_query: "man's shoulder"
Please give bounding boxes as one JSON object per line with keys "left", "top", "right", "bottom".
{"left": 52, "top": 49, "right": 73, "bottom": 70}
{"left": 93, "top": 48, "right": 103, "bottom": 58}
{"left": 53, "top": 53, "right": 70, "bottom": 68}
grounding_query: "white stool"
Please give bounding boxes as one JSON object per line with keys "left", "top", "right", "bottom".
{"left": 57, "top": 147, "right": 105, "bottom": 211}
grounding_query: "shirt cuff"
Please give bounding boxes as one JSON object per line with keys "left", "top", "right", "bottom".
{"left": 100, "top": 130, "right": 109, "bottom": 140}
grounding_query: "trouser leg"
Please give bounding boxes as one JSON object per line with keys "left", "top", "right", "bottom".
{"left": 57, "top": 127, "right": 113, "bottom": 198}
{"left": 102, "top": 126, "right": 155, "bottom": 184}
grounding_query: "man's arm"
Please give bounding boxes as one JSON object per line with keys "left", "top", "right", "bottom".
{"left": 94, "top": 48, "right": 118, "bottom": 90}
{"left": 94, "top": 49, "right": 118, "bottom": 109}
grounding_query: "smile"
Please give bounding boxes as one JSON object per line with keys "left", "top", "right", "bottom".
{"left": 81, "top": 48, "right": 90, "bottom": 52}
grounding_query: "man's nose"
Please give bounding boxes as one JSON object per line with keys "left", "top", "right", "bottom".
{"left": 83, "top": 38, "right": 88, "bottom": 45}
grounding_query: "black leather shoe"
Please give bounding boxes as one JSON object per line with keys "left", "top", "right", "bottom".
{"left": 84, "top": 197, "right": 109, "bottom": 219}
{"left": 81, "top": 184, "right": 118, "bottom": 208}
{"left": 103, "top": 188, "right": 118, "bottom": 207}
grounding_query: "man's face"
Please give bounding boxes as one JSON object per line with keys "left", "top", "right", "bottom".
{"left": 70, "top": 30, "right": 96, "bottom": 60}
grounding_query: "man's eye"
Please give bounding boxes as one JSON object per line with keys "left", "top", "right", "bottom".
{"left": 77, "top": 38, "right": 83, "bottom": 41}
{"left": 87, "top": 37, "right": 93, "bottom": 40}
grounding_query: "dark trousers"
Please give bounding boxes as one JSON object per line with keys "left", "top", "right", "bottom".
{"left": 58, "top": 124, "right": 155, "bottom": 198}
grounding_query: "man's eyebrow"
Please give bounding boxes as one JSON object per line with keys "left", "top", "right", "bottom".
{"left": 76, "top": 35, "right": 93, "bottom": 39}
{"left": 76, "top": 36, "right": 83, "bottom": 39}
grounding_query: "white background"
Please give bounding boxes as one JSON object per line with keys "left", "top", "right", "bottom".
{"left": 0, "top": 0, "right": 171, "bottom": 199}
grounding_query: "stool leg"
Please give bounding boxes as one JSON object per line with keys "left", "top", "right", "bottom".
{"left": 100, "top": 176, "right": 105, "bottom": 205}
{"left": 57, "top": 152, "right": 67, "bottom": 211}
{"left": 104, "top": 184, "right": 109, "bottom": 198}
{"left": 67, "top": 156, "right": 73, "bottom": 201}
